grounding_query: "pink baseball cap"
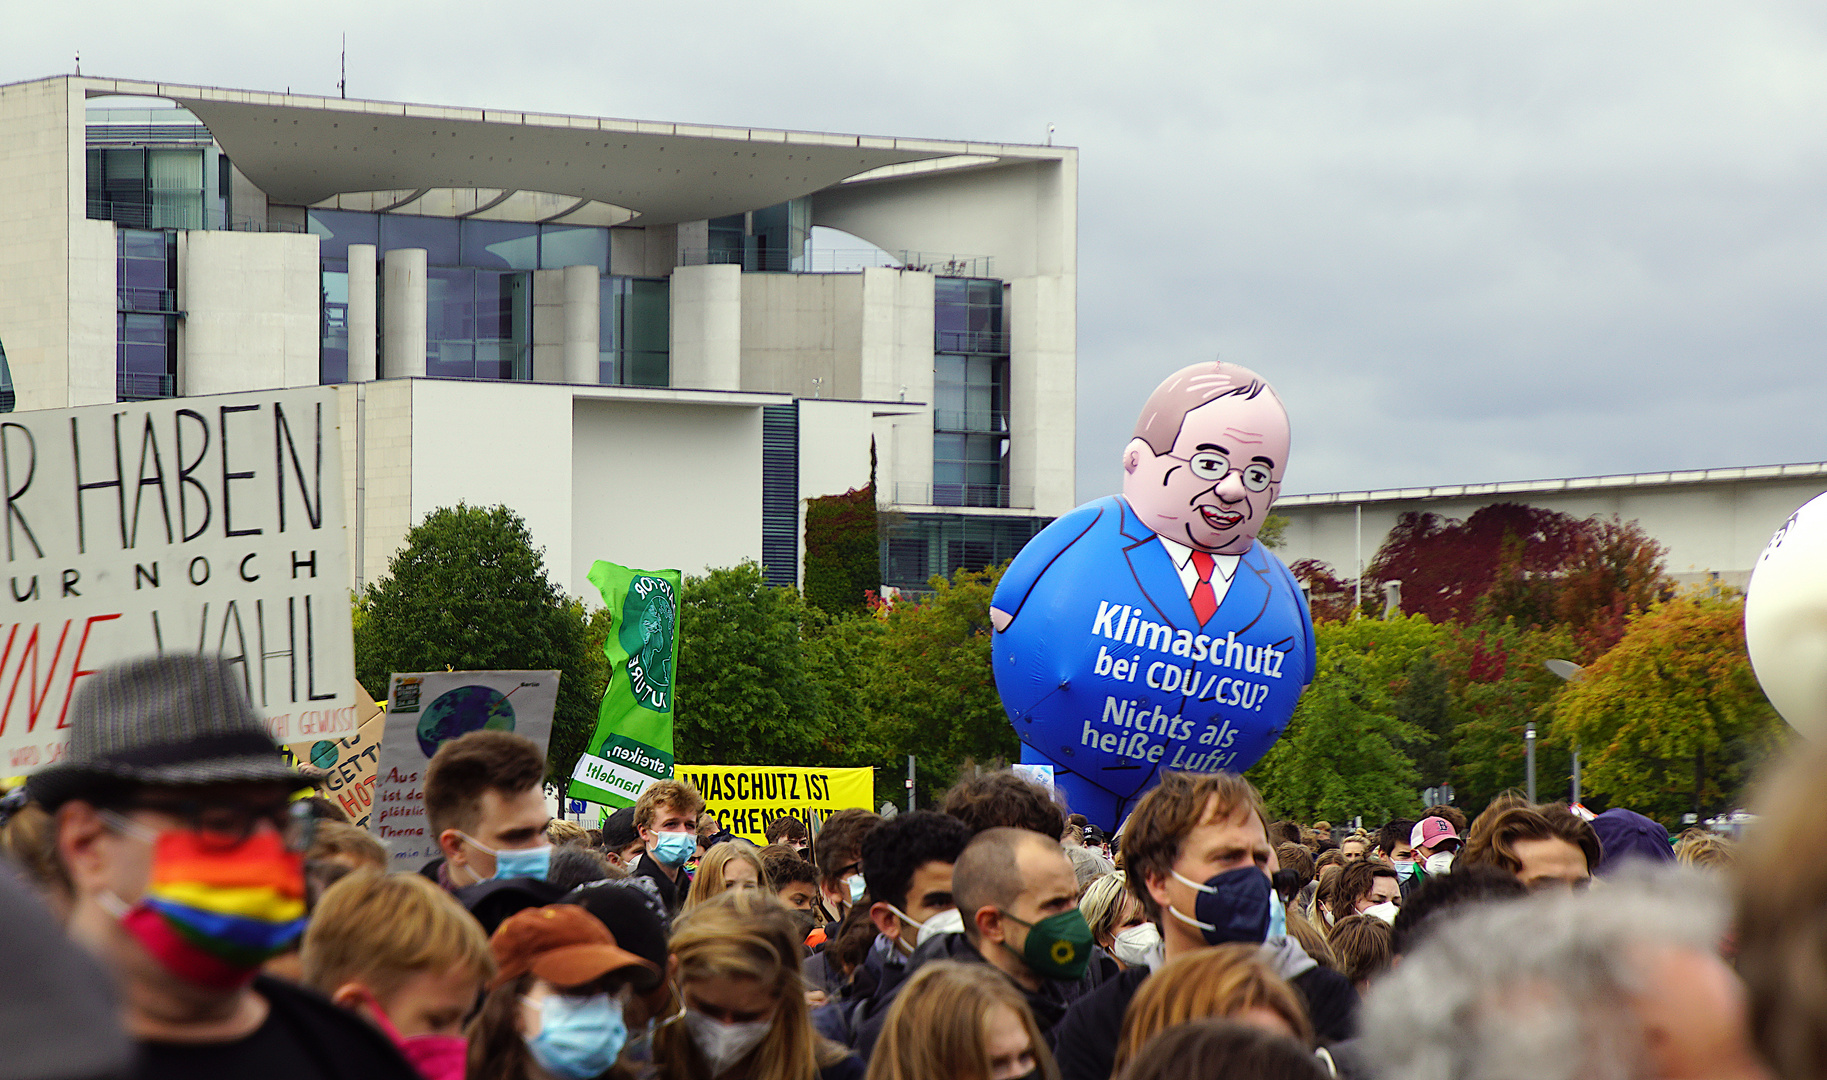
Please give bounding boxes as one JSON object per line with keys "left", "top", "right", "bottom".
{"left": 1411, "top": 816, "right": 1460, "bottom": 849}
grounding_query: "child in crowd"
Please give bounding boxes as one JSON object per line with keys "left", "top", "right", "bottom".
{"left": 301, "top": 870, "right": 496, "bottom": 1080}
{"left": 866, "top": 960, "right": 1061, "bottom": 1080}
{"left": 683, "top": 840, "right": 766, "bottom": 913}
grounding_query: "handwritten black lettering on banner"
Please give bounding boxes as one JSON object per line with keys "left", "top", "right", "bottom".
{"left": 0, "top": 388, "right": 354, "bottom": 774}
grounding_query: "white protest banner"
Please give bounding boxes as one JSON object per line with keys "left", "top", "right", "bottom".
{"left": 374, "top": 670, "right": 559, "bottom": 870}
{"left": 0, "top": 387, "right": 354, "bottom": 775}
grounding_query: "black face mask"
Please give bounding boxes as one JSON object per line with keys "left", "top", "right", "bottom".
{"left": 1166, "top": 865, "right": 1271, "bottom": 946}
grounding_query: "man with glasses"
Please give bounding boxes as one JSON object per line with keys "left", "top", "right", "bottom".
{"left": 32, "top": 654, "right": 416, "bottom": 1078}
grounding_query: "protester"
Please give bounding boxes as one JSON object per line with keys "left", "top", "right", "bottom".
{"left": 1460, "top": 790, "right": 1529, "bottom": 854}
{"left": 813, "top": 808, "right": 882, "bottom": 926}
{"left": 561, "top": 879, "right": 674, "bottom": 1034}
{"left": 1312, "top": 864, "right": 1344, "bottom": 930}
{"left": 1064, "top": 844, "right": 1106, "bottom": 895}
{"left": 1457, "top": 805, "right": 1601, "bottom": 890}
{"left": 1080, "top": 871, "right": 1152, "bottom": 975}
{"left": 1324, "top": 915, "right": 1392, "bottom": 994}
{"left": 1674, "top": 829, "right": 1736, "bottom": 870}
{"left": 1387, "top": 864, "right": 1526, "bottom": 959}
{"left": 1117, "top": 1019, "right": 1330, "bottom": 1080}
{"left": 760, "top": 847, "right": 822, "bottom": 920}
{"left": 548, "top": 845, "right": 619, "bottom": 892}
{"left": 301, "top": 870, "right": 495, "bottom": 1078}
{"left": 1276, "top": 842, "right": 1315, "bottom": 910}
{"left": 766, "top": 815, "right": 811, "bottom": 856}
{"left": 1, "top": 792, "right": 76, "bottom": 919}
{"left": 1312, "top": 821, "right": 1333, "bottom": 845}
{"left": 684, "top": 841, "right": 767, "bottom": 913}
{"left": 1735, "top": 738, "right": 1827, "bottom": 1080}
{"left": 423, "top": 729, "right": 554, "bottom": 889}
{"left": 602, "top": 807, "right": 648, "bottom": 872}
{"left": 305, "top": 820, "right": 389, "bottom": 906}
{"left": 548, "top": 820, "right": 590, "bottom": 847}
{"left": 854, "top": 826, "right": 1091, "bottom": 1057}
{"left": 469, "top": 903, "right": 657, "bottom": 1080}
{"left": 1331, "top": 861, "right": 1401, "bottom": 925}
{"left": 1588, "top": 808, "right": 1674, "bottom": 875}
{"left": 632, "top": 780, "right": 707, "bottom": 916}
{"left": 32, "top": 654, "right": 418, "bottom": 1078}
{"left": 1338, "top": 835, "right": 1368, "bottom": 863}
{"left": 1373, "top": 819, "right": 1418, "bottom": 894}
{"left": 1407, "top": 816, "right": 1461, "bottom": 880}
{"left": 1420, "top": 804, "right": 1467, "bottom": 836}
{"left": 1362, "top": 865, "right": 1769, "bottom": 1080}
{"left": 1111, "top": 942, "right": 1314, "bottom": 1076}
{"left": 1280, "top": 910, "right": 1338, "bottom": 973}
{"left": 1050, "top": 771, "right": 1356, "bottom": 1080}
{"left": 865, "top": 960, "right": 1060, "bottom": 1080}
{"left": 940, "top": 771, "right": 1067, "bottom": 839}
{"left": 643, "top": 889, "right": 864, "bottom": 1080}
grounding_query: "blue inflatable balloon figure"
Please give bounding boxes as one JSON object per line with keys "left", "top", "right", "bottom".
{"left": 991, "top": 362, "right": 1315, "bottom": 831}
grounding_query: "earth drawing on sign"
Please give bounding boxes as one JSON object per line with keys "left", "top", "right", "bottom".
{"left": 416, "top": 685, "right": 517, "bottom": 758}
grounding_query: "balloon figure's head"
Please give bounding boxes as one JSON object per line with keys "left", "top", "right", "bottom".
{"left": 1122, "top": 362, "right": 1289, "bottom": 555}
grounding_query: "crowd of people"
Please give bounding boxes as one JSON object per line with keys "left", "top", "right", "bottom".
{"left": 1, "top": 652, "right": 1824, "bottom": 1080}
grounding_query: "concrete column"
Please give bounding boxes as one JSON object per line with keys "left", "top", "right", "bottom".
{"left": 562, "top": 264, "right": 601, "bottom": 384}
{"left": 382, "top": 248, "right": 427, "bottom": 378}
{"left": 347, "top": 244, "right": 377, "bottom": 381}
{"left": 668, "top": 263, "right": 742, "bottom": 390}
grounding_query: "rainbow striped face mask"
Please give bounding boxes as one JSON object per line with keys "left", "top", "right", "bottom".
{"left": 101, "top": 811, "right": 308, "bottom": 990}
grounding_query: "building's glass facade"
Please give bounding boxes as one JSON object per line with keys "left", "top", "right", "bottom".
{"left": 307, "top": 210, "right": 668, "bottom": 386}
{"left": 932, "top": 278, "right": 1012, "bottom": 508}
{"left": 881, "top": 513, "right": 1052, "bottom": 592}
{"left": 116, "top": 230, "right": 179, "bottom": 400}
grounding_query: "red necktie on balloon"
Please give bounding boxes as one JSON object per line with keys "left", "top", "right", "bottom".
{"left": 1190, "top": 550, "right": 1218, "bottom": 625}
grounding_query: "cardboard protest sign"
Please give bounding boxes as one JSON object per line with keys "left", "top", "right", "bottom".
{"left": 568, "top": 560, "right": 681, "bottom": 808}
{"left": 373, "top": 670, "right": 558, "bottom": 869}
{"left": 674, "top": 765, "right": 874, "bottom": 844}
{"left": 0, "top": 388, "right": 354, "bottom": 775}
{"left": 279, "top": 683, "right": 385, "bottom": 827}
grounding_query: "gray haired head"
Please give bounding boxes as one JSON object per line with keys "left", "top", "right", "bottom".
{"left": 1359, "top": 865, "right": 1728, "bottom": 1080}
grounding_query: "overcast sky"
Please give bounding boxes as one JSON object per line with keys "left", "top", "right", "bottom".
{"left": 8, "top": 2, "right": 1826, "bottom": 501}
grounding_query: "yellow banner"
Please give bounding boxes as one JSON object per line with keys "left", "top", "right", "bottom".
{"left": 675, "top": 765, "right": 874, "bottom": 844}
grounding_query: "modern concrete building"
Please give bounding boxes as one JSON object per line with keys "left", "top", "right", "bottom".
{"left": 0, "top": 74, "right": 1077, "bottom": 597}
{"left": 1275, "top": 462, "right": 1827, "bottom": 593}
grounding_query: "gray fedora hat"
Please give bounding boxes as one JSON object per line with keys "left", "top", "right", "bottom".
{"left": 27, "top": 654, "right": 300, "bottom": 809}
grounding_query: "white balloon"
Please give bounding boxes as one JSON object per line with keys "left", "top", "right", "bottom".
{"left": 1746, "top": 491, "right": 1827, "bottom": 736}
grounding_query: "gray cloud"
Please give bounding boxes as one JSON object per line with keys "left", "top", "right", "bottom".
{"left": 9, "top": 0, "right": 1826, "bottom": 501}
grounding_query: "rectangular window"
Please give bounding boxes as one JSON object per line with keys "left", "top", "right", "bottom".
{"left": 320, "top": 260, "right": 349, "bottom": 384}
{"left": 601, "top": 276, "right": 670, "bottom": 386}
{"left": 461, "top": 219, "right": 540, "bottom": 270}
{"left": 116, "top": 229, "right": 178, "bottom": 401}
{"left": 426, "top": 266, "right": 530, "bottom": 380}
{"left": 308, "top": 210, "right": 379, "bottom": 260}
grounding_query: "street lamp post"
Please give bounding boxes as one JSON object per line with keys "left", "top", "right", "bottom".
{"left": 1525, "top": 722, "right": 1537, "bottom": 805}
{"left": 1544, "top": 659, "right": 1586, "bottom": 806}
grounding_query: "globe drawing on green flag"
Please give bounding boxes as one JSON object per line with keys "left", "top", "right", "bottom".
{"left": 417, "top": 685, "right": 517, "bottom": 758}
{"left": 619, "top": 575, "right": 676, "bottom": 714}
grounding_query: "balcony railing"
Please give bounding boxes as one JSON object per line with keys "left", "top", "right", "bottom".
{"left": 935, "top": 329, "right": 1010, "bottom": 355}
{"left": 890, "top": 482, "right": 1034, "bottom": 510}
{"left": 117, "top": 372, "right": 177, "bottom": 401}
{"left": 119, "top": 287, "right": 179, "bottom": 314}
{"left": 88, "top": 200, "right": 305, "bottom": 233}
{"left": 678, "top": 247, "right": 993, "bottom": 278}
{"left": 933, "top": 408, "right": 1008, "bottom": 434}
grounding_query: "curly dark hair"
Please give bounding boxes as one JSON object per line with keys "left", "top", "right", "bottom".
{"left": 861, "top": 810, "right": 971, "bottom": 912}
{"left": 940, "top": 770, "right": 1066, "bottom": 839}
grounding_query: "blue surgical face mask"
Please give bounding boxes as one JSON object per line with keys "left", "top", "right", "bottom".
{"left": 1392, "top": 859, "right": 1415, "bottom": 882}
{"left": 847, "top": 874, "right": 867, "bottom": 905}
{"left": 527, "top": 992, "right": 627, "bottom": 1080}
{"left": 1267, "top": 886, "right": 1287, "bottom": 939}
{"left": 459, "top": 833, "right": 552, "bottom": 882}
{"left": 650, "top": 830, "right": 697, "bottom": 867}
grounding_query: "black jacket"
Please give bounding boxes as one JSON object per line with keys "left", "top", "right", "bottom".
{"left": 1050, "top": 948, "right": 1359, "bottom": 1080}
{"left": 631, "top": 852, "right": 684, "bottom": 916}
{"left": 854, "top": 932, "right": 1082, "bottom": 1060}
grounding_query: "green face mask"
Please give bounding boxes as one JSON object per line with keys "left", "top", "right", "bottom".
{"left": 998, "top": 907, "right": 1095, "bottom": 982}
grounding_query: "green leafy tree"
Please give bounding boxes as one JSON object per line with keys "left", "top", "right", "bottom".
{"left": 803, "top": 607, "right": 888, "bottom": 766}
{"left": 1258, "top": 513, "right": 1289, "bottom": 550}
{"left": 353, "top": 503, "right": 597, "bottom": 784}
{"left": 1551, "top": 593, "right": 1789, "bottom": 824}
{"left": 1247, "top": 616, "right": 1436, "bottom": 823}
{"left": 803, "top": 483, "right": 881, "bottom": 617}
{"left": 673, "top": 563, "right": 830, "bottom": 766}
{"left": 1437, "top": 620, "right": 1578, "bottom": 815}
{"left": 861, "top": 565, "right": 1012, "bottom": 807}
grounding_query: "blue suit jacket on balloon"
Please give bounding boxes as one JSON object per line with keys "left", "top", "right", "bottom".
{"left": 992, "top": 495, "right": 1317, "bottom": 830}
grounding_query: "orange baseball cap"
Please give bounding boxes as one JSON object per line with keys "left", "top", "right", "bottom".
{"left": 489, "top": 904, "right": 656, "bottom": 990}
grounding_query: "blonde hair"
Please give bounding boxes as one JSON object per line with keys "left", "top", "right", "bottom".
{"left": 654, "top": 890, "right": 849, "bottom": 1080}
{"left": 1080, "top": 872, "right": 1136, "bottom": 948}
{"left": 301, "top": 870, "right": 495, "bottom": 1000}
{"left": 1114, "top": 943, "right": 1313, "bottom": 1073}
{"left": 635, "top": 779, "right": 705, "bottom": 833}
{"left": 307, "top": 820, "right": 388, "bottom": 870}
{"left": 867, "top": 961, "right": 1060, "bottom": 1080}
{"left": 684, "top": 841, "right": 768, "bottom": 913}
{"left": 1674, "top": 829, "right": 1736, "bottom": 870}
{"left": 547, "top": 819, "right": 589, "bottom": 847}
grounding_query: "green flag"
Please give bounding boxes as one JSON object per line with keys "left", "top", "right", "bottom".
{"left": 568, "top": 559, "right": 682, "bottom": 808}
